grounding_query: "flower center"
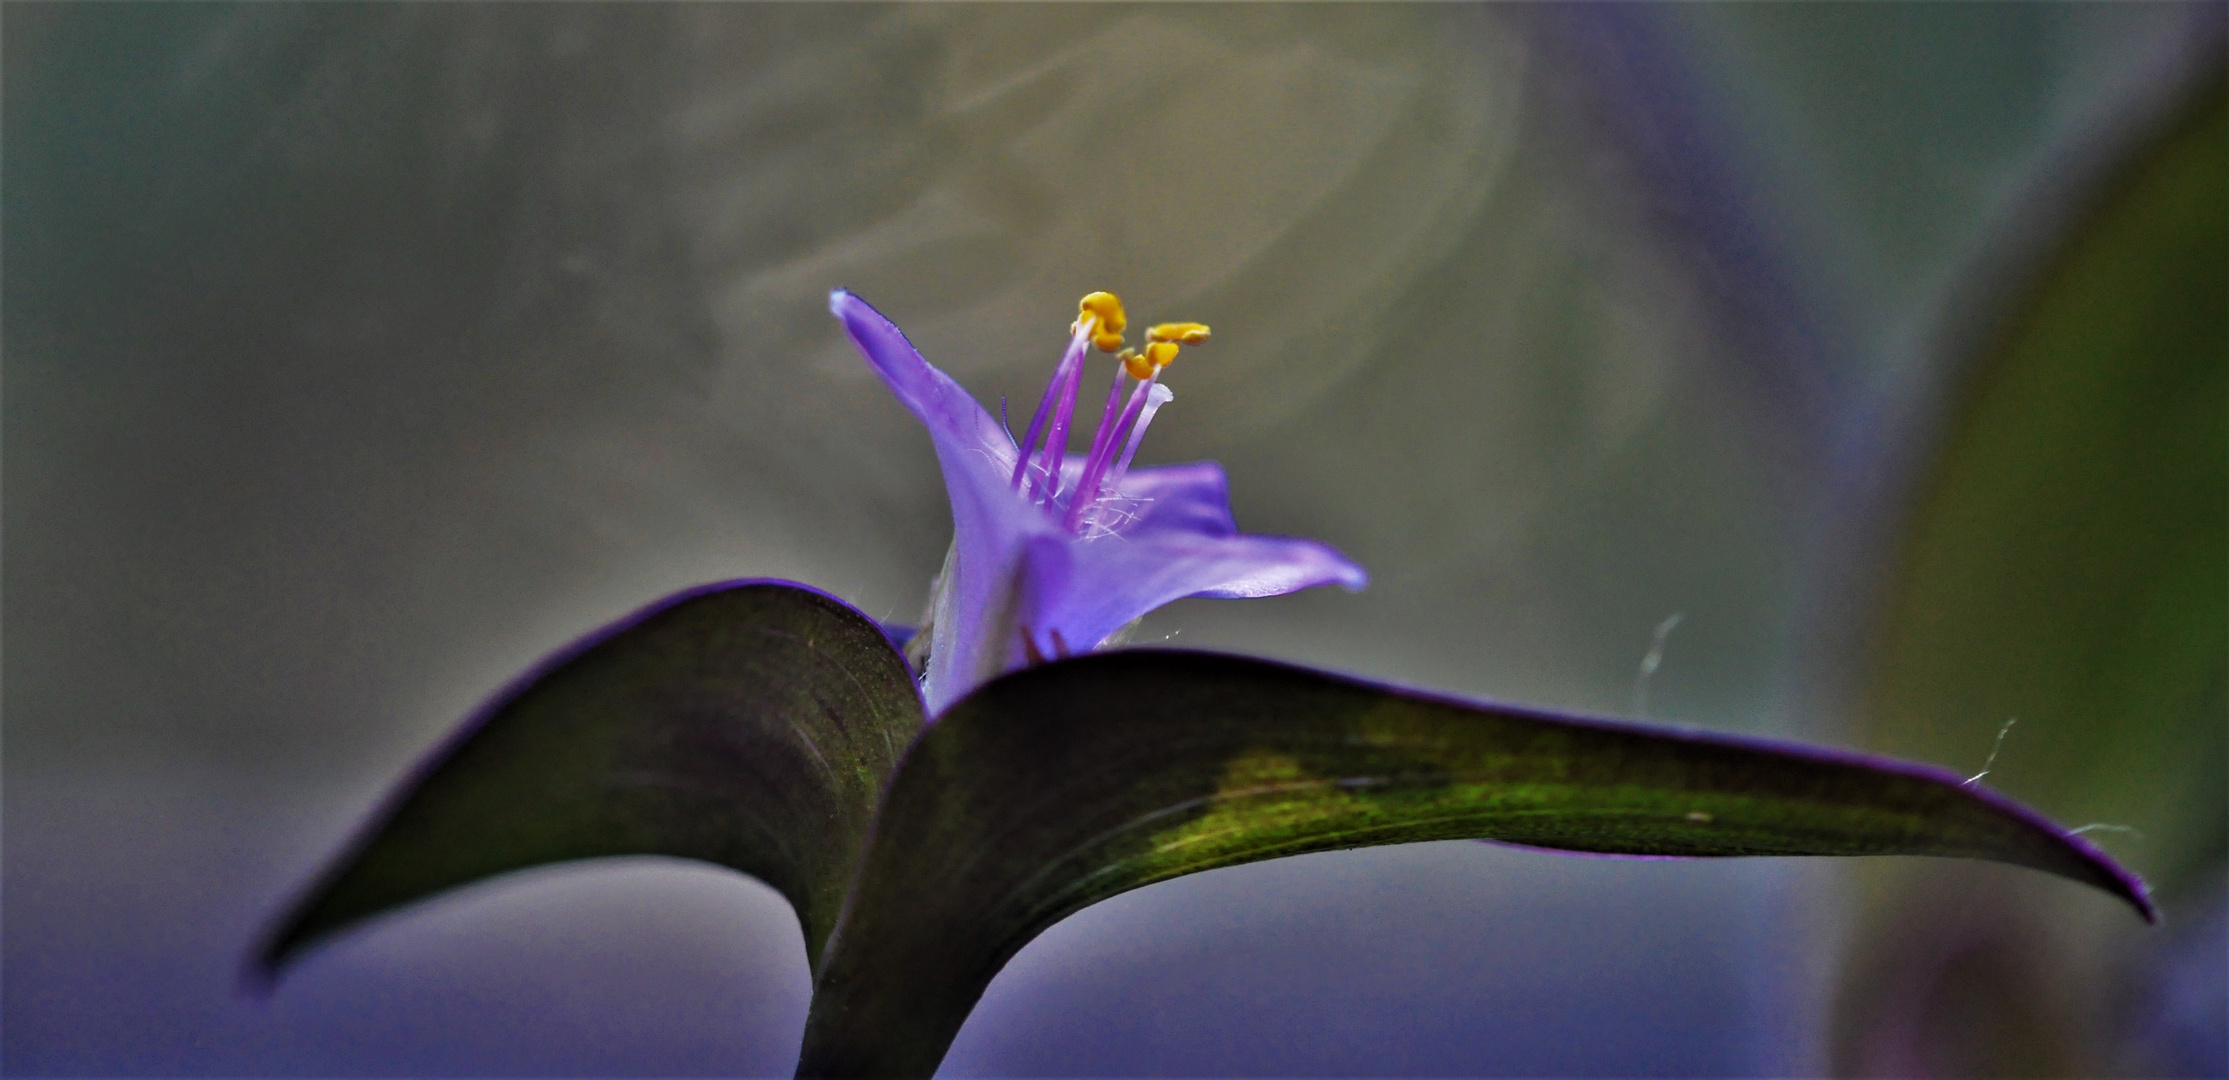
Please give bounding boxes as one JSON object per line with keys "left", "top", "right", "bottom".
{"left": 1006, "top": 292, "right": 1209, "bottom": 536}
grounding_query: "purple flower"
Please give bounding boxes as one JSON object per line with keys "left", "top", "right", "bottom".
{"left": 832, "top": 288, "right": 1368, "bottom": 713}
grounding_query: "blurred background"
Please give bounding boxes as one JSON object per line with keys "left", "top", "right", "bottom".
{"left": 5, "top": 4, "right": 2220, "bottom": 1075}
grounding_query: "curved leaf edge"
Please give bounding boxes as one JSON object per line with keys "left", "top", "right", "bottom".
{"left": 1206, "top": 651, "right": 2156, "bottom": 921}
{"left": 904, "top": 648, "right": 2159, "bottom": 929}
{"left": 797, "top": 648, "right": 2155, "bottom": 1077}
{"left": 242, "top": 577, "right": 919, "bottom": 995}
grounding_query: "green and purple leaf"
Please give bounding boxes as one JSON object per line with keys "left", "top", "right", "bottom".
{"left": 799, "top": 649, "right": 2152, "bottom": 1077}
{"left": 250, "top": 578, "right": 2149, "bottom": 1076}
{"left": 251, "top": 581, "right": 926, "bottom": 983}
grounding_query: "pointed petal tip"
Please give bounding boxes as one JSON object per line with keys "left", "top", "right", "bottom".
{"left": 830, "top": 287, "right": 886, "bottom": 331}
{"left": 1290, "top": 541, "right": 1368, "bottom": 594}
{"left": 825, "top": 286, "right": 961, "bottom": 419}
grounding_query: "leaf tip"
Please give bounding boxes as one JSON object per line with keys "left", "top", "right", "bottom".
{"left": 235, "top": 933, "right": 287, "bottom": 1001}
{"left": 2066, "top": 829, "right": 2159, "bottom": 925}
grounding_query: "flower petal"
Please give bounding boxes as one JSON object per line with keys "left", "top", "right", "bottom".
{"left": 833, "top": 289, "right": 1367, "bottom": 712}
{"left": 1107, "top": 460, "right": 1238, "bottom": 538}
{"left": 1016, "top": 526, "right": 1367, "bottom": 659}
{"left": 831, "top": 289, "right": 1048, "bottom": 711}
{"left": 830, "top": 289, "right": 1017, "bottom": 474}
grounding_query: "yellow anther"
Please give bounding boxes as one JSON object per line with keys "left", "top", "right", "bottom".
{"left": 1078, "top": 291, "right": 1127, "bottom": 352}
{"left": 1115, "top": 341, "right": 1178, "bottom": 378}
{"left": 1078, "top": 292, "right": 1126, "bottom": 333}
{"left": 1146, "top": 322, "right": 1210, "bottom": 346}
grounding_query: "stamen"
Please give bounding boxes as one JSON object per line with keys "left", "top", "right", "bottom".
{"left": 1072, "top": 361, "right": 1131, "bottom": 507}
{"left": 1071, "top": 371, "right": 1164, "bottom": 527}
{"left": 1107, "top": 381, "right": 1175, "bottom": 488}
{"left": 1032, "top": 338, "right": 1088, "bottom": 503}
{"left": 1125, "top": 342, "right": 1180, "bottom": 379}
{"left": 1064, "top": 366, "right": 1140, "bottom": 531}
{"left": 1147, "top": 322, "right": 1210, "bottom": 346}
{"left": 1078, "top": 291, "right": 1128, "bottom": 353}
{"left": 1011, "top": 318, "right": 1094, "bottom": 491}
{"left": 1033, "top": 297, "right": 1208, "bottom": 530}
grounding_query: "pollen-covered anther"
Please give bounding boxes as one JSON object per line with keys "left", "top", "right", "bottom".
{"left": 1077, "top": 291, "right": 1128, "bottom": 353}
{"left": 1125, "top": 341, "right": 1184, "bottom": 379}
{"left": 1146, "top": 322, "right": 1210, "bottom": 346}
